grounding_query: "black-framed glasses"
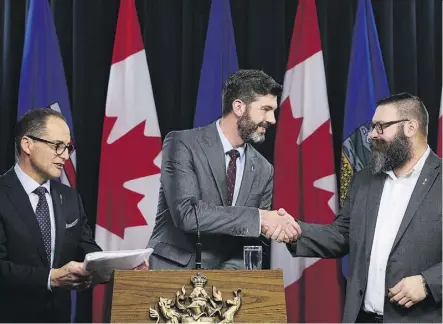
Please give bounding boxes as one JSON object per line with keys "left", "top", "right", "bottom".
{"left": 26, "top": 135, "right": 74, "bottom": 156}
{"left": 369, "top": 119, "right": 409, "bottom": 135}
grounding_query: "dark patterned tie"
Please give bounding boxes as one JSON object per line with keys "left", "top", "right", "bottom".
{"left": 34, "top": 186, "right": 51, "bottom": 264}
{"left": 226, "top": 149, "right": 240, "bottom": 206}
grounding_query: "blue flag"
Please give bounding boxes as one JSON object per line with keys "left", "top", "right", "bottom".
{"left": 17, "top": 0, "right": 77, "bottom": 321}
{"left": 339, "top": 0, "right": 390, "bottom": 279}
{"left": 193, "top": 0, "right": 238, "bottom": 127}
{"left": 17, "top": 0, "right": 76, "bottom": 187}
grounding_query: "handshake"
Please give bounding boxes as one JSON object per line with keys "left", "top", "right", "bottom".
{"left": 259, "top": 208, "right": 302, "bottom": 243}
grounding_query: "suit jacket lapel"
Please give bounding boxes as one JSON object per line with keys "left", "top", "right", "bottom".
{"left": 235, "top": 145, "right": 257, "bottom": 206}
{"left": 364, "top": 173, "right": 386, "bottom": 260}
{"left": 389, "top": 152, "right": 440, "bottom": 255}
{"left": 198, "top": 123, "right": 229, "bottom": 205}
{"left": 51, "top": 183, "right": 66, "bottom": 267}
{"left": 3, "top": 169, "right": 48, "bottom": 266}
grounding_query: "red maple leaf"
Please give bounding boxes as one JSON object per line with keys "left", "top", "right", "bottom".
{"left": 274, "top": 97, "right": 336, "bottom": 223}
{"left": 96, "top": 117, "right": 162, "bottom": 239}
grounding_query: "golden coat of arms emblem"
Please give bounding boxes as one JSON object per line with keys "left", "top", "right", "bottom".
{"left": 149, "top": 273, "right": 241, "bottom": 323}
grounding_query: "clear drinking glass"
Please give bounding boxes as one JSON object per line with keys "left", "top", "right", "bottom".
{"left": 243, "top": 246, "right": 262, "bottom": 270}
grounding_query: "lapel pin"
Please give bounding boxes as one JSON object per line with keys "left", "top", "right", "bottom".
{"left": 422, "top": 178, "right": 427, "bottom": 186}
{"left": 60, "top": 194, "right": 63, "bottom": 204}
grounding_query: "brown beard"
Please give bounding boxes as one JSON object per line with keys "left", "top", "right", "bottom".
{"left": 369, "top": 129, "right": 412, "bottom": 174}
{"left": 237, "top": 108, "right": 268, "bottom": 144}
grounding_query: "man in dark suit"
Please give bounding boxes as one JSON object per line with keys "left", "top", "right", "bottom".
{"left": 278, "top": 93, "right": 441, "bottom": 323}
{"left": 0, "top": 108, "right": 148, "bottom": 322}
{"left": 148, "top": 70, "right": 299, "bottom": 270}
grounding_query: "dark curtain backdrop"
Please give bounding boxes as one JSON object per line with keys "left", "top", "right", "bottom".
{"left": 0, "top": 0, "right": 441, "bottom": 321}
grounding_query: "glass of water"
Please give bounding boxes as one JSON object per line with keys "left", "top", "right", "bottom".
{"left": 243, "top": 246, "right": 262, "bottom": 270}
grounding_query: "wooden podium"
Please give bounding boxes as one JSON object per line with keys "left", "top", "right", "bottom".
{"left": 104, "top": 269, "right": 287, "bottom": 323}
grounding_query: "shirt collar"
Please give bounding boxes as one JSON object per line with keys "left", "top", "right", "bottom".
{"left": 385, "top": 145, "right": 430, "bottom": 180}
{"left": 216, "top": 119, "right": 246, "bottom": 159}
{"left": 14, "top": 164, "right": 51, "bottom": 195}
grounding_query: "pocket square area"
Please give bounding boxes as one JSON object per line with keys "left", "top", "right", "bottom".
{"left": 65, "top": 219, "right": 79, "bottom": 228}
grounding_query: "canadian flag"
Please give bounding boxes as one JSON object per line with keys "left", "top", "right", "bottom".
{"left": 92, "top": 0, "right": 162, "bottom": 322}
{"left": 270, "top": 0, "right": 343, "bottom": 322}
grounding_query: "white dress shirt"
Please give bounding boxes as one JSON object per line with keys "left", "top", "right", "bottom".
{"left": 14, "top": 164, "right": 56, "bottom": 289}
{"left": 363, "top": 146, "right": 430, "bottom": 314}
{"left": 216, "top": 120, "right": 261, "bottom": 234}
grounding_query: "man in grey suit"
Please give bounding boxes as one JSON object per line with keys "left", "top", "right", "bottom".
{"left": 148, "top": 70, "right": 299, "bottom": 270}
{"left": 279, "top": 93, "right": 441, "bottom": 323}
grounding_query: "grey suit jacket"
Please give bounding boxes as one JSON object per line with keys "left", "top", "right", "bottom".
{"left": 147, "top": 122, "right": 273, "bottom": 270}
{"left": 287, "top": 151, "right": 442, "bottom": 323}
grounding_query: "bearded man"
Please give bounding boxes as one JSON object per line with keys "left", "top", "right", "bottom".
{"left": 147, "top": 69, "right": 300, "bottom": 270}
{"left": 283, "top": 93, "right": 441, "bottom": 323}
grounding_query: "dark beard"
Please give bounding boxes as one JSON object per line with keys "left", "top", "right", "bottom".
{"left": 237, "top": 109, "right": 268, "bottom": 144}
{"left": 369, "top": 130, "right": 412, "bottom": 175}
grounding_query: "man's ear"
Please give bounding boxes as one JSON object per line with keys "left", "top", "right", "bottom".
{"left": 232, "top": 99, "right": 246, "bottom": 117}
{"left": 405, "top": 119, "right": 418, "bottom": 138}
{"left": 20, "top": 136, "right": 32, "bottom": 155}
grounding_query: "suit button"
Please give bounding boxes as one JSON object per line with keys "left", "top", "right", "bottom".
{"left": 359, "top": 289, "right": 364, "bottom": 296}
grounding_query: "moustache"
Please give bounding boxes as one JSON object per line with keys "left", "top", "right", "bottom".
{"left": 257, "top": 122, "right": 269, "bottom": 129}
{"left": 369, "top": 138, "right": 387, "bottom": 150}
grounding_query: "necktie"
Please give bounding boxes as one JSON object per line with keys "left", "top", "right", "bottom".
{"left": 226, "top": 149, "right": 240, "bottom": 206}
{"left": 34, "top": 186, "right": 51, "bottom": 264}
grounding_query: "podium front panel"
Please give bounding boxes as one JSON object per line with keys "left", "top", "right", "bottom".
{"left": 107, "top": 269, "right": 287, "bottom": 323}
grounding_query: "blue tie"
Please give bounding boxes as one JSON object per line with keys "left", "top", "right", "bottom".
{"left": 34, "top": 186, "right": 51, "bottom": 264}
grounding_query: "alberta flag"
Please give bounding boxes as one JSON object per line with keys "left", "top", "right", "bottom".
{"left": 193, "top": 0, "right": 238, "bottom": 127}
{"left": 339, "top": 0, "right": 390, "bottom": 279}
{"left": 17, "top": 0, "right": 77, "bottom": 321}
{"left": 17, "top": 0, "right": 76, "bottom": 188}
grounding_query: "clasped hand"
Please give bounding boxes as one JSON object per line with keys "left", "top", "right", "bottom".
{"left": 260, "top": 208, "right": 302, "bottom": 243}
{"left": 388, "top": 275, "right": 427, "bottom": 308}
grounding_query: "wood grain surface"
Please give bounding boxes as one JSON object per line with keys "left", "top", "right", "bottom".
{"left": 107, "top": 270, "right": 287, "bottom": 323}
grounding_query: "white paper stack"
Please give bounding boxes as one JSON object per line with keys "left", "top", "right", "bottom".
{"left": 84, "top": 248, "right": 153, "bottom": 282}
